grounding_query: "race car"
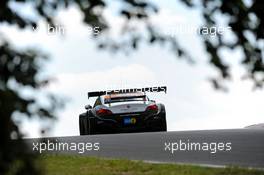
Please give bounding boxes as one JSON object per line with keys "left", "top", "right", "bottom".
{"left": 79, "top": 88, "right": 167, "bottom": 135}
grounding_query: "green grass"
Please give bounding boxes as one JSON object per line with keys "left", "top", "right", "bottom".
{"left": 41, "top": 154, "right": 264, "bottom": 175}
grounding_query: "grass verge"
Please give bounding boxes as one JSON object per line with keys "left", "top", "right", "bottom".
{"left": 40, "top": 154, "right": 264, "bottom": 175}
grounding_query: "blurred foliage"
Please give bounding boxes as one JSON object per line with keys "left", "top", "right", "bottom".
{"left": 0, "top": 0, "right": 263, "bottom": 174}
{"left": 0, "top": 42, "right": 60, "bottom": 174}
{"left": 181, "top": 0, "right": 264, "bottom": 90}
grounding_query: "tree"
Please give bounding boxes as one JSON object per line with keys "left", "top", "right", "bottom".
{"left": 0, "top": 0, "right": 263, "bottom": 174}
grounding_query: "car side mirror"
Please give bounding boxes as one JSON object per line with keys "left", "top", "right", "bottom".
{"left": 85, "top": 105, "right": 92, "bottom": 110}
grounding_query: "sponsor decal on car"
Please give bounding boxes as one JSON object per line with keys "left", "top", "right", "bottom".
{"left": 124, "top": 117, "right": 137, "bottom": 125}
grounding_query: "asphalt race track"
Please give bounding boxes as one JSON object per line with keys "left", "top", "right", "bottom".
{"left": 26, "top": 129, "right": 264, "bottom": 168}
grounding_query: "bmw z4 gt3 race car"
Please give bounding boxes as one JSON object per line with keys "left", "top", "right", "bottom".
{"left": 79, "top": 86, "right": 167, "bottom": 135}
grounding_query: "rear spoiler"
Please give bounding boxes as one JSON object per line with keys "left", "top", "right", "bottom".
{"left": 88, "top": 86, "right": 167, "bottom": 99}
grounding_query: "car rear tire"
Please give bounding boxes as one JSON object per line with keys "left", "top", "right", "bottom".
{"left": 79, "top": 112, "right": 91, "bottom": 135}
{"left": 83, "top": 117, "right": 89, "bottom": 135}
{"left": 160, "top": 118, "right": 167, "bottom": 131}
{"left": 158, "top": 104, "right": 167, "bottom": 132}
{"left": 79, "top": 114, "right": 85, "bottom": 135}
{"left": 87, "top": 117, "right": 96, "bottom": 135}
{"left": 80, "top": 111, "right": 96, "bottom": 135}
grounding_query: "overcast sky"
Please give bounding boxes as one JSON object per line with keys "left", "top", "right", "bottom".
{"left": 1, "top": 0, "right": 263, "bottom": 138}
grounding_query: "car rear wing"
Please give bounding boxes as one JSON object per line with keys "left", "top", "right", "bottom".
{"left": 88, "top": 86, "right": 167, "bottom": 99}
